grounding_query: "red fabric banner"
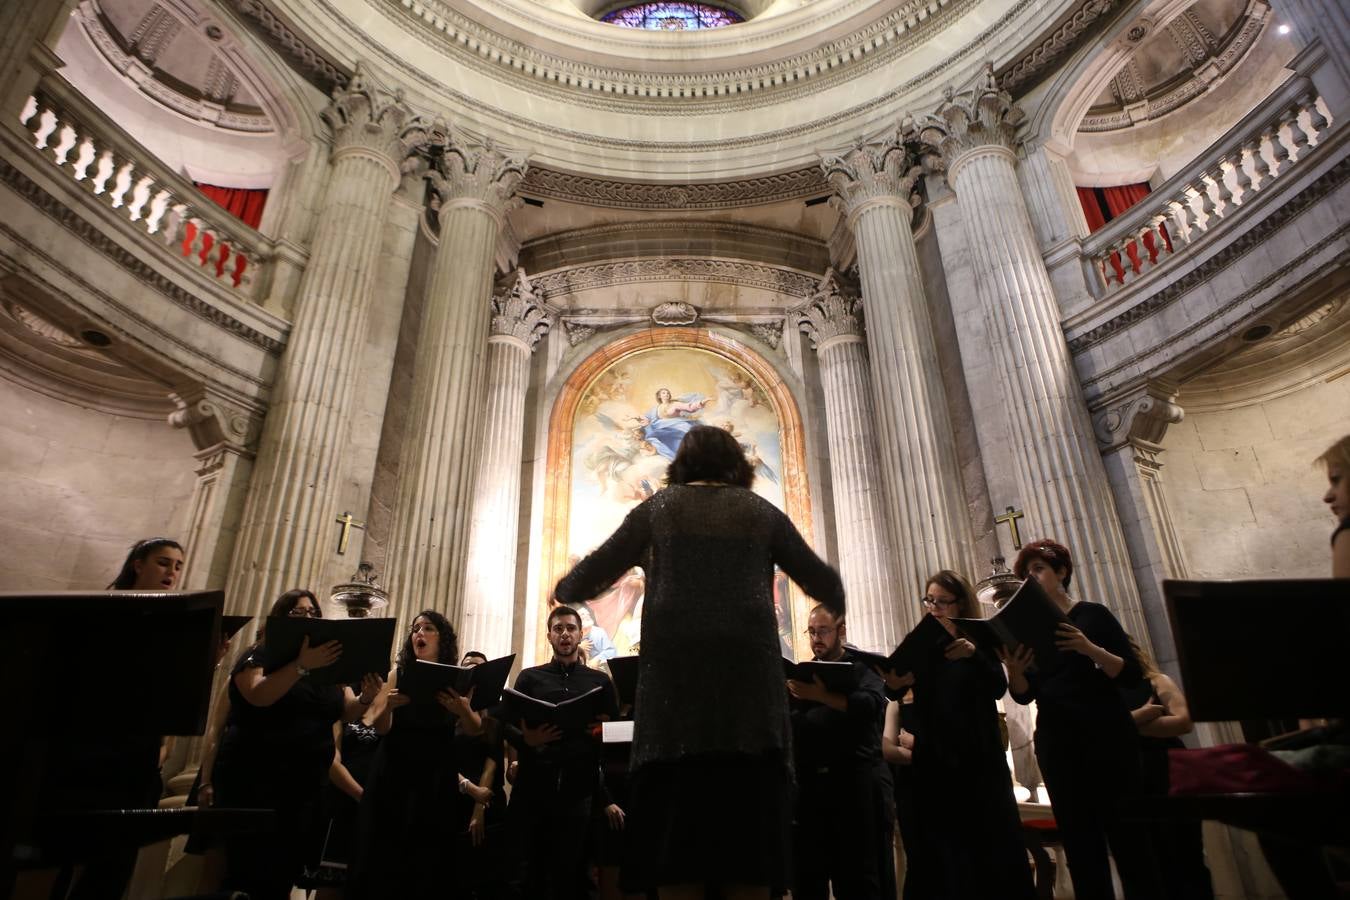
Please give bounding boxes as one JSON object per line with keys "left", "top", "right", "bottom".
{"left": 194, "top": 182, "right": 268, "bottom": 230}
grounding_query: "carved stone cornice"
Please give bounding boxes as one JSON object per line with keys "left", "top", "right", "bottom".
{"left": 519, "top": 167, "right": 829, "bottom": 210}
{"left": 1092, "top": 380, "right": 1182, "bottom": 452}
{"left": 231, "top": 0, "right": 347, "bottom": 93}
{"left": 996, "top": 0, "right": 1130, "bottom": 98}
{"left": 321, "top": 62, "right": 417, "bottom": 173}
{"left": 798, "top": 269, "right": 864, "bottom": 350}
{"left": 168, "top": 384, "right": 264, "bottom": 454}
{"left": 426, "top": 135, "right": 529, "bottom": 225}
{"left": 916, "top": 66, "right": 1026, "bottom": 175}
{"left": 489, "top": 269, "right": 551, "bottom": 349}
{"left": 530, "top": 259, "right": 819, "bottom": 301}
{"left": 820, "top": 127, "right": 924, "bottom": 225}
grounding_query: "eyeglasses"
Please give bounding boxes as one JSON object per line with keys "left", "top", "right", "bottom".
{"left": 922, "top": 596, "right": 961, "bottom": 609}
{"left": 803, "top": 626, "right": 836, "bottom": 639}
{"left": 288, "top": 606, "right": 320, "bottom": 618}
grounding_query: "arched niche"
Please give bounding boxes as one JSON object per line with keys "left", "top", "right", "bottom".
{"left": 535, "top": 326, "right": 818, "bottom": 663}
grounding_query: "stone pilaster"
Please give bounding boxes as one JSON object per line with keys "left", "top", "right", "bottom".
{"left": 1095, "top": 382, "right": 1188, "bottom": 667}
{"left": 384, "top": 135, "right": 528, "bottom": 627}
{"left": 169, "top": 385, "right": 263, "bottom": 592}
{"left": 798, "top": 270, "right": 905, "bottom": 649}
{"left": 917, "top": 71, "right": 1149, "bottom": 642}
{"left": 1278, "top": 0, "right": 1350, "bottom": 119}
{"left": 821, "top": 129, "right": 974, "bottom": 629}
{"left": 459, "top": 270, "right": 551, "bottom": 656}
{"left": 225, "top": 64, "right": 421, "bottom": 617}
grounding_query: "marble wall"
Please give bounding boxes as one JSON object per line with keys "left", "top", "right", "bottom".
{"left": 1160, "top": 376, "right": 1350, "bottom": 579}
{"left": 0, "top": 377, "right": 197, "bottom": 590}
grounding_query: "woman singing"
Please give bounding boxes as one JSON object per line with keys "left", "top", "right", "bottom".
{"left": 555, "top": 424, "right": 844, "bottom": 900}
{"left": 1000, "top": 540, "right": 1161, "bottom": 900}
{"left": 213, "top": 589, "right": 380, "bottom": 900}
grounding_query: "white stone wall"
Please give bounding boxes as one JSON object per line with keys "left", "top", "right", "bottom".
{"left": 0, "top": 377, "right": 197, "bottom": 590}
{"left": 1160, "top": 378, "right": 1350, "bottom": 580}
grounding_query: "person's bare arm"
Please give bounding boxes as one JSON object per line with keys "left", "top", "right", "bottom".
{"left": 196, "top": 678, "right": 232, "bottom": 807}
{"left": 234, "top": 637, "right": 340, "bottom": 707}
{"left": 1139, "top": 674, "right": 1194, "bottom": 738}
{"left": 1333, "top": 529, "right": 1350, "bottom": 578}
{"left": 328, "top": 722, "right": 363, "bottom": 800}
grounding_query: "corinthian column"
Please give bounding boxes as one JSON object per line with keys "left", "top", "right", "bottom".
{"left": 226, "top": 65, "right": 419, "bottom": 616}
{"left": 798, "top": 271, "right": 905, "bottom": 648}
{"left": 820, "top": 130, "right": 974, "bottom": 626}
{"left": 917, "top": 70, "right": 1148, "bottom": 640}
{"left": 459, "top": 270, "right": 551, "bottom": 656}
{"left": 384, "top": 137, "right": 528, "bottom": 625}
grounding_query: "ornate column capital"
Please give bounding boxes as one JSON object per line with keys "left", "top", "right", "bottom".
{"left": 320, "top": 62, "right": 418, "bottom": 179}
{"left": 914, "top": 65, "right": 1027, "bottom": 179}
{"left": 425, "top": 132, "right": 529, "bottom": 229}
{"left": 490, "top": 269, "right": 552, "bottom": 350}
{"left": 168, "top": 385, "right": 264, "bottom": 455}
{"left": 798, "top": 269, "right": 865, "bottom": 351}
{"left": 820, "top": 125, "right": 924, "bottom": 227}
{"left": 1093, "top": 380, "right": 1184, "bottom": 453}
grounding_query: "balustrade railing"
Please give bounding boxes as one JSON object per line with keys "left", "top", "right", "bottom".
{"left": 17, "top": 78, "right": 271, "bottom": 298}
{"left": 1084, "top": 76, "right": 1333, "bottom": 296}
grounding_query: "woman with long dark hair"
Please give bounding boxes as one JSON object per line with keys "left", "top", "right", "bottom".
{"left": 107, "top": 536, "right": 184, "bottom": 589}
{"left": 212, "top": 589, "right": 380, "bottom": 900}
{"left": 555, "top": 424, "right": 844, "bottom": 900}
{"left": 348, "top": 609, "right": 484, "bottom": 898}
{"left": 885, "top": 570, "right": 1035, "bottom": 899}
{"left": 1001, "top": 540, "right": 1161, "bottom": 900}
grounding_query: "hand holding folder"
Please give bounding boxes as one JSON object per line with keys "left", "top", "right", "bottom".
{"left": 399, "top": 654, "right": 516, "bottom": 710}
{"left": 262, "top": 617, "right": 397, "bottom": 686}
{"left": 950, "top": 576, "right": 1069, "bottom": 673}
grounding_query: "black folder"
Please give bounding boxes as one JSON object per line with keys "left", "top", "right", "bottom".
{"left": 849, "top": 614, "right": 956, "bottom": 678}
{"left": 262, "top": 616, "right": 397, "bottom": 686}
{"left": 222, "top": 615, "right": 253, "bottom": 641}
{"left": 607, "top": 655, "right": 640, "bottom": 710}
{"left": 502, "top": 685, "right": 606, "bottom": 732}
{"left": 951, "top": 576, "right": 1069, "bottom": 672}
{"left": 399, "top": 653, "right": 516, "bottom": 710}
{"left": 782, "top": 658, "right": 856, "bottom": 693}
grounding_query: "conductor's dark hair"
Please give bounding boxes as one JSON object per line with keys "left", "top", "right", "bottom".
{"left": 268, "top": 588, "right": 322, "bottom": 619}
{"left": 108, "top": 537, "right": 183, "bottom": 589}
{"left": 397, "top": 609, "right": 459, "bottom": 668}
{"left": 666, "top": 424, "right": 754, "bottom": 489}
{"left": 547, "top": 605, "right": 583, "bottom": 631}
{"left": 1013, "top": 540, "right": 1074, "bottom": 590}
{"left": 924, "top": 570, "right": 982, "bottom": 619}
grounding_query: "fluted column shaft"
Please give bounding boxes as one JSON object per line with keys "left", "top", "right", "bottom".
{"left": 926, "top": 84, "right": 1147, "bottom": 639}
{"left": 385, "top": 146, "right": 528, "bottom": 625}
{"left": 822, "top": 137, "right": 974, "bottom": 631}
{"left": 458, "top": 272, "right": 550, "bottom": 656}
{"left": 226, "top": 70, "right": 412, "bottom": 617}
{"left": 800, "top": 279, "right": 904, "bottom": 648}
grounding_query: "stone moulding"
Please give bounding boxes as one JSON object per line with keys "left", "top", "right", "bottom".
{"left": 231, "top": 0, "right": 348, "bottom": 93}
{"left": 0, "top": 158, "right": 286, "bottom": 357}
{"left": 519, "top": 167, "right": 829, "bottom": 209}
{"left": 997, "top": 0, "right": 1128, "bottom": 97}
{"left": 1067, "top": 156, "right": 1350, "bottom": 361}
{"left": 530, "top": 258, "right": 820, "bottom": 301}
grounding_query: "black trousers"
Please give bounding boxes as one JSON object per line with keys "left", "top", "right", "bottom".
{"left": 793, "top": 764, "right": 881, "bottom": 900}
{"left": 508, "top": 785, "right": 594, "bottom": 900}
{"left": 1036, "top": 731, "right": 1162, "bottom": 900}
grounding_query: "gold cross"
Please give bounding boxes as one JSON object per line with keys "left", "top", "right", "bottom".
{"left": 994, "top": 505, "right": 1025, "bottom": 550}
{"left": 335, "top": 511, "right": 366, "bottom": 555}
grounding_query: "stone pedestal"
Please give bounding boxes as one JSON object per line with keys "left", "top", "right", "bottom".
{"left": 918, "top": 73, "right": 1148, "bottom": 641}
{"left": 459, "top": 270, "right": 551, "bottom": 657}
{"left": 383, "top": 138, "right": 528, "bottom": 626}
{"left": 798, "top": 271, "right": 904, "bottom": 649}
{"left": 821, "top": 131, "right": 974, "bottom": 630}
{"left": 225, "top": 66, "right": 419, "bottom": 617}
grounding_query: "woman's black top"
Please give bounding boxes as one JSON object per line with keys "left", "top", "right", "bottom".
{"left": 555, "top": 484, "right": 844, "bottom": 771}
{"left": 1334, "top": 516, "right": 1350, "bottom": 546}
{"left": 1009, "top": 600, "right": 1143, "bottom": 739}
{"left": 909, "top": 646, "right": 1007, "bottom": 773}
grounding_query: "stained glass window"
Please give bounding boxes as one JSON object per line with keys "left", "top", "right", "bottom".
{"left": 601, "top": 2, "right": 744, "bottom": 30}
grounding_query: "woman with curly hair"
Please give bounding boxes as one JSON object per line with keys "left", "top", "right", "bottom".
{"left": 349, "top": 609, "right": 484, "bottom": 898}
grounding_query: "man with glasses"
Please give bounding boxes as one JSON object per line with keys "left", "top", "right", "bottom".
{"left": 505, "top": 605, "right": 619, "bottom": 899}
{"left": 786, "top": 605, "right": 890, "bottom": 899}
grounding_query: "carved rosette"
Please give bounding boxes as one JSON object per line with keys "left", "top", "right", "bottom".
{"left": 798, "top": 269, "right": 865, "bottom": 350}
{"left": 427, "top": 135, "right": 529, "bottom": 225}
{"left": 320, "top": 62, "right": 417, "bottom": 172}
{"left": 489, "top": 270, "right": 552, "bottom": 349}
{"left": 820, "top": 125, "right": 924, "bottom": 224}
{"left": 168, "top": 386, "right": 263, "bottom": 455}
{"left": 914, "top": 66, "right": 1026, "bottom": 175}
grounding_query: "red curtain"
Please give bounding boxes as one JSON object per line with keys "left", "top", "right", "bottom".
{"left": 1077, "top": 186, "right": 1108, "bottom": 232}
{"left": 1079, "top": 181, "right": 1173, "bottom": 283}
{"left": 1100, "top": 183, "right": 1150, "bottom": 218}
{"left": 194, "top": 182, "right": 268, "bottom": 230}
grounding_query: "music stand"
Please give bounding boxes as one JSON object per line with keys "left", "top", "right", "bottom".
{"left": 1162, "top": 578, "right": 1349, "bottom": 721}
